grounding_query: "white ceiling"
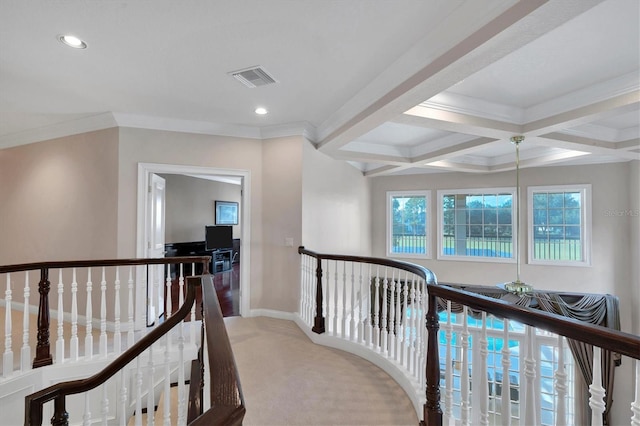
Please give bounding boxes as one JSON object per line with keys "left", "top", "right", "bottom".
{"left": 0, "top": 0, "right": 638, "bottom": 175}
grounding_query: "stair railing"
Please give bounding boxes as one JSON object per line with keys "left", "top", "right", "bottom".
{"left": 425, "top": 284, "right": 640, "bottom": 426}
{"left": 297, "top": 246, "right": 437, "bottom": 419}
{"left": 1, "top": 257, "right": 209, "bottom": 376}
{"left": 297, "top": 247, "right": 640, "bottom": 426}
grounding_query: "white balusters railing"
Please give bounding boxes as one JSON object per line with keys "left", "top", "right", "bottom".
{"left": 21, "top": 271, "right": 30, "bottom": 372}
{"left": 501, "top": 319, "right": 511, "bottom": 426}
{"left": 632, "top": 359, "right": 639, "bottom": 426}
{"left": 100, "top": 267, "right": 108, "bottom": 357}
{"left": 555, "top": 335, "right": 567, "bottom": 426}
{"left": 85, "top": 268, "right": 94, "bottom": 359}
{"left": 522, "top": 325, "right": 537, "bottom": 425}
{"left": 443, "top": 301, "right": 453, "bottom": 424}
{"left": 56, "top": 269, "right": 65, "bottom": 362}
{"left": 70, "top": 269, "right": 79, "bottom": 361}
{"left": 114, "top": 267, "right": 121, "bottom": 354}
{"left": 296, "top": 249, "right": 433, "bottom": 417}
{"left": 128, "top": 266, "right": 135, "bottom": 348}
{"left": 460, "top": 306, "right": 470, "bottom": 426}
{"left": 589, "top": 346, "right": 606, "bottom": 426}
{"left": 3, "top": 273, "right": 12, "bottom": 377}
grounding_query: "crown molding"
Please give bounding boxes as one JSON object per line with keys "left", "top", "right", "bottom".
{"left": 0, "top": 112, "right": 321, "bottom": 149}
{"left": 0, "top": 112, "right": 118, "bottom": 149}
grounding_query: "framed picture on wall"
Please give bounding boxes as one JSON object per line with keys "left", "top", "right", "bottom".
{"left": 215, "top": 200, "right": 238, "bottom": 225}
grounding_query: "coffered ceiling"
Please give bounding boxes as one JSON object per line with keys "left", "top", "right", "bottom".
{"left": 0, "top": 0, "right": 638, "bottom": 175}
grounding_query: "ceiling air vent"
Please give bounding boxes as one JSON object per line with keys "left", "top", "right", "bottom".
{"left": 229, "top": 66, "right": 277, "bottom": 88}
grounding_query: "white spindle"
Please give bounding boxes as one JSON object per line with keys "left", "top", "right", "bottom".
{"left": 56, "top": 269, "right": 64, "bottom": 363}
{"left": 357, "top": 263, "right": 365, "bottom": 344}
{"left": 179, "top": 264, "right": 185, "bottom": 308}
{"left": 120, "top": 369, "right": 128, "bottom": 426}
{"left": 165, "top": 267, "right": 172, "bottom": 319}
{"left": 101, "top": 382, "right": 109, "bottom": 426}
{"left": 128, "top": 266, "right": 135, "bottom": 348}
{"left": 373, "top": 270, "right": 380, "bottom": 348}
{"left": 501, "top": 319, "right": 512, "bottom": 426}
{"left": 349, "top": 262, "right": 356, "bottom": 341}
{"left": 135, "top": 356, "right": 143, "bottom": 426}
{"left": 365, "top": 264, "right": 373, "bottom": 347}
{"left": 400, "top": 275, "right": 409, "bottom": 367}
{"left": 100, "top": 267, "right": 108, "bottom": 357}
{"left": 341, "top": 262, "right": 347, "bottom": 339}
{"left": 387, "top": 272, "right": 396, "bottom": 357}
{"left": 114, "top": 267, "right": 121, "bottom": 354}
{"left": 416, "top": 285, "right": 426, "bottom": 389}
{"left": 177, "top": 310, "right": 187, "bottom": 426}
{"left": 155, "top": 265, "right": 162, "bottom": 325}
{"left": 147, "top": 344, "right": 155, "bottom": 426}
{"left": 163, "top": 334, "right": 171, "bottom": 425}
{"left": 3, "top": 273, "right": 13, "bottom": 377}
{"left": 70, "top": 268, "right": 79, "bottom": 361}
{"left": 444, "top": 300, "right": 453, "bottom": 423}
{"left": 460, "top": 306, "right": 470, "bottom": 426}
{"left": 409, "top": 277, "right": 418, "bottom": 376}
{"left": 631, "top": 359, "right": 640, "bottom": 426}
{"left": 588, "top": 346, "right": 606, "bottom": 426}
{"left": 555, "top": 335, "right": 567, "bottom": 426}
{"left": 380, "top": 271, "right": 388, "bottom": 354}
{"left": 394, "top": 271, "right": 404, "bottom": 362}
{"left": 85, "top": 269, "right": 94, "bottom": 359}
{"left": 522, "top": 325, "right": 537, "bottom": 426}
{"left": 83, "top": 390, "right": 92, "bottom": 426}
{"left": 333, "top": 261, "right": 339, "bottom": 335}
{"left": 21, "top": 271, "right": 30, "bottom": 372}
{"left": 479, "top": 312, "right": 489, "bottom": 426}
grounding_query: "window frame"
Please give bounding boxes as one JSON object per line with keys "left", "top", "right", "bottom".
{"left": 527, "top": 184, "right": 592, "bottom": 267}
{"left": 386, "top": 190, "right": 431, "bottom": 259}
{"left": 436, "top": 187, "right": 517, "bottom": 263}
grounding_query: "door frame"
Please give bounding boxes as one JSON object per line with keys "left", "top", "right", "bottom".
{"left": 136, "top": 162, "right": 251, "bottom": 321}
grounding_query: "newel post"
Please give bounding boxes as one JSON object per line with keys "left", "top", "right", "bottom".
{"left": 33, "top": 267, "right": 53, "bottom": 368}
{"left": 312, "top": 256, "right": 325, "bottom": 334}
{"left": 51, "top": 396, "right": 69, "bottom": 426}
{"left": 422, "top": 291, "right": 443, "bottom": 426}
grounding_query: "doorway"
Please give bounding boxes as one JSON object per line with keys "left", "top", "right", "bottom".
{"left": 136, "top": 163, "right": 251, "bottom": 325}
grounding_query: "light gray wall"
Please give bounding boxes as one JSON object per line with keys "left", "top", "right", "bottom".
{"left": 302, "top": 139, "right": 372, "bottom": 256}
{"left": 160, "top": 174, "right": 241, "bottom": 243}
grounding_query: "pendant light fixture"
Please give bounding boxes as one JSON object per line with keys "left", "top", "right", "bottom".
{"left": 502, "top": 135, "right": 533, "bottom": 295}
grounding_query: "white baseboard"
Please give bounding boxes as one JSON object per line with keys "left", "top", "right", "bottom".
{"left": 248, "top": 308, "right": 296, "bottom": 321}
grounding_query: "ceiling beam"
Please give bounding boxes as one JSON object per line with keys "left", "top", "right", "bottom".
{"left": 538, "top": 132, "right": 640, "bottom": 160}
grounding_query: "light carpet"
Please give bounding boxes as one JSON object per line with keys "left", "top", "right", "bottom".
{"left": 226, "top": 316, "right": 418, "bottom": 426}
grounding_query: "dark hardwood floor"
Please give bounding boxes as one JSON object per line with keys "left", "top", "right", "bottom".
{"left": 169, "top": 262, "right": 240, "bottom": 318}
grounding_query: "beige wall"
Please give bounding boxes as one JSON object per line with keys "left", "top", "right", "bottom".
{"left": 117, "top": 127, "right": 265, "bottom": 309}
{"left": 302, "top": 139, "right": 371, "bottom": 256}
{"left": 161, "top": 174, "right": 241, "bottom": 243}
{"left": 0, "top": 128, "right": 119, "bottom": 264}
{"left": 261, "top": 136, "right": 303, "bottom": 312}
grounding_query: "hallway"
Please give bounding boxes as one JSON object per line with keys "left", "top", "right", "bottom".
{"left": 226, "top": 316, "right": 419, "bottom": 426}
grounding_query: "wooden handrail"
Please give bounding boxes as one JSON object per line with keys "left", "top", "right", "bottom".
{"left": 0, "top": 256, "right": 211, "bottom": 274}
{"left": 298, "top": 246, "right": 436, "bottom": 282}
{"left": 23, "top": 275, "right": 202, "bottom": 426}
{"left": 190, "top": 274, "right": 245, "bottom": 425}
{"left": 0, "top": 256, "right": 210, "bottom": 368}
{"left": 428, "top": 283, "right": 640, "bottom": 359}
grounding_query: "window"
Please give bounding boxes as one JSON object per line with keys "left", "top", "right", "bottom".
{"left": 387, "top": 191, "right": 430, "bottom": 257}
{"left": 528, "top": 185, "right": 591, "bottom": 266}
{"left": 437, "top": 188, "right": 516, "bottom": 262}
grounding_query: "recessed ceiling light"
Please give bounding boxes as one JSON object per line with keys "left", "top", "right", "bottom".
{"left": 58, "top": 34, "right": 87, "bottom": 49}
{"left": 255, "top": 107, "right": 268, "bottom": 115}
